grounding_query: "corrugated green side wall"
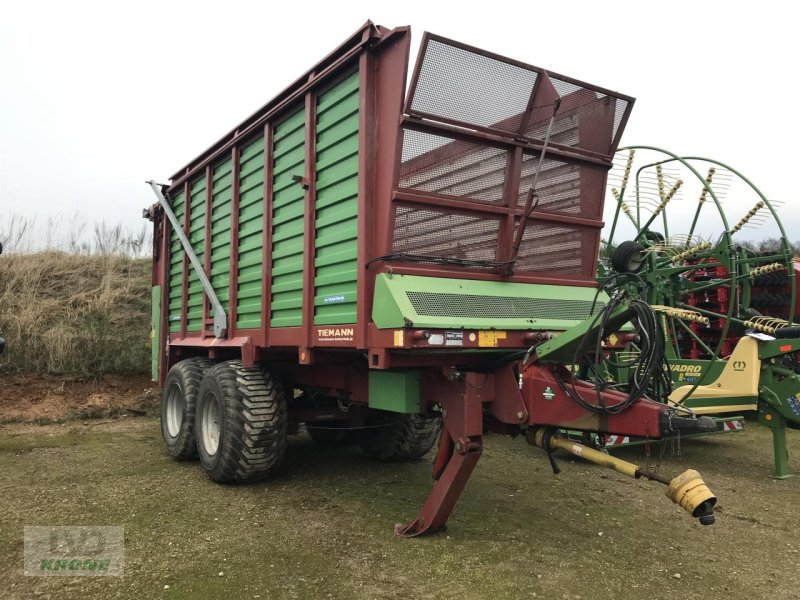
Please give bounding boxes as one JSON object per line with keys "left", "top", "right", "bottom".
{"left": 186, "top": 174, "right": 207, "bottom": 332}
{"left": 210, "top": 158, "right": 232, "bottom": 315}
{"left": 236, "top": 137, "right": 265, "bottom": 329}
{"left": 270, "top": 107, "right": 306, "bottom": 327}
{"left": 313, "top": 70, "right": 359, "bottom": 325}
{"left": 167, "top": 190, "right": 185, "bottom": 333}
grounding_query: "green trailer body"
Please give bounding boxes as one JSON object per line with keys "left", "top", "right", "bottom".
{"left": 147, "top": 22, "right": 634, "bottom": 390}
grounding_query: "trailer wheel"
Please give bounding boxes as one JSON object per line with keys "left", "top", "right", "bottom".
{"left": 196, "top": 360, "right": 288, "bottom": 483}
{"left": 306, "top": 422, "right": 354, "bottom": 446}
{"left": 357, "top": 410, "right": 441, "bottom": 462}
{"left": 161, "top": 357, "right": 214, "bottom": 460}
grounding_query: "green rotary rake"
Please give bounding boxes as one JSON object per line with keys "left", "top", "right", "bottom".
{"left": 597, "top": 146, "right": 800, "bottom": 478}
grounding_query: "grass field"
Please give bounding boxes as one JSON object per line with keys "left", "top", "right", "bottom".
{"left": 1, "top": 416, "right": 798, "bottom": 600}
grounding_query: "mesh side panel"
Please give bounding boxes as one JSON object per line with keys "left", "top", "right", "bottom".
{"left": 406, "top": 291, "right": 603, "bottom": 320}
{"left": 406, "top": 35, "right": 632, "bottom": 157}
{"left": 611, "top": 97, "right": 629, "bottom": 143}
{"left": 550, "top": 77, "right": 582, "bottom": 97}
{"left": 399, "top": 129, "right": 509, "bottom": 203}
{"left": 517, "top": 157, "right": 581, "bottom": 212}
{"left": 392, "top": 203, "right": 499, "bottom": 261}
{"left": 410, "top": 39, "right": 538, "bottom": 133}
{"left": 524, "top": 113, "right": 580, "bottom": 148}
{"left": 523, "top": 77, "right": 628, "bottom": 155}
{"left": 395, "top": 34, "right": 632, "bottom": 279}
{"left": 513, "top": 222, "right": 593, "bottom": 275}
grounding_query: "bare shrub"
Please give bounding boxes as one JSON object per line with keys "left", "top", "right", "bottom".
{"left": 0, "top": 213, "right": 151, "bottom": 257}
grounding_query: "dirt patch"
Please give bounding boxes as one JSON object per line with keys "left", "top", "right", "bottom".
{"left": 0, "top": 374, "right": 158, "bottom": 423}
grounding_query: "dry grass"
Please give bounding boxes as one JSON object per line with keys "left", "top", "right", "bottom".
{"left": 0, "top": 252, "right": 150, "bottom": 376}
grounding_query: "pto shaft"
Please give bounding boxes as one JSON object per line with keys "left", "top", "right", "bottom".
{"left": 526, "top": 428, "right": 717, "bottom": 525}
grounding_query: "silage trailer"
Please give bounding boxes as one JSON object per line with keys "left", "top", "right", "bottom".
{"left": 145, "top": 21, "right": 717, "bottom": 536}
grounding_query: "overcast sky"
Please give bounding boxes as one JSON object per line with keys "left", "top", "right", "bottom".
{"left": 1, "top": 0, "right": 798, "bottom": 248}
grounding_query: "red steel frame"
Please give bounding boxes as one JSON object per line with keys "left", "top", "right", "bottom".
{"left": 154, "top": 22, "right": 633, "bottom": 384}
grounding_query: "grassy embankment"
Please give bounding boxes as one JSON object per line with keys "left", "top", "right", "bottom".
{"left": 0, "top": 252, "right": 150, "bottom": 376}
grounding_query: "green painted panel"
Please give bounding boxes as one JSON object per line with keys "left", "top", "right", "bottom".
{"left": 270, "top": 106, "right": 306, "bottom": 327}
{"left": 210, "top": 158, "right": 232, "bottom": 316}
{"left": 372, "top": 274, "right": 611, "bottom": 331}
{"left": 368, "top": 370, "right": 421, "bottom": 414}
{"left": 313, "top": 70, "right": 359, "bottom": 326}
{"left": 185, "top": 174, "right": 207, "bottom": 332}
{"left": 236, "top": 136, "right": 264, "bottom": 330}
{"left": 167, "top": 189, "right": 185, "bottom": 333}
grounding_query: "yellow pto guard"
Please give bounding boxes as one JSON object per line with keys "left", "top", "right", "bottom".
{"left": 527, "top": 429, "right": 717, "bottom": 525}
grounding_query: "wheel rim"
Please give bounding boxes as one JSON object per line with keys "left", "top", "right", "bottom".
{"left": 165, "top": 383, "right": 183, "bottom": 438}
{"left": 201, "top": 393, "right": 220, "bottom": 456}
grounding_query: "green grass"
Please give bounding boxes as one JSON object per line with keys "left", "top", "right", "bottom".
{"left": 0, "top": 419, "right": 798, "bottom": 599}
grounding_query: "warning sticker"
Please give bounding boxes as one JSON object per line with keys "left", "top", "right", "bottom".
{"left": 393, "top": 330, "right": 404, "bottom": 347}
{"left": 478, "top": 330, "right": 507, "bottom": 347}
{"left": 445, "top": 331, "right": 463, "bottom": 346}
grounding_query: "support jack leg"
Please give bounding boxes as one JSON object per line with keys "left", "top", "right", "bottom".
{"left": 395, "top": 387, "right": 484, "bottom": 537}
{"left": 760, "top": 407, "right": 792, "bottom": 479}
{"left": 770, "top": 420, "right": 791, "bottom": 480}
{"left": 394, "top": 431, "right": 482, "bottom": 537}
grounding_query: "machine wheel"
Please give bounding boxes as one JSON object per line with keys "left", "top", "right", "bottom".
{"left": 356, "top": 410, "right": 441, "bottom": 462}
{"left": 306, "top": 422, "right": 355, "bottom": 446}
{"left": 196, "top": 360, "right": 288, "bottom": 483}
{"left": 161, "top": 357, "right": 214, "bottom": 460}
{"left": 611, "top": 240, "right": 646, "bottom": 273}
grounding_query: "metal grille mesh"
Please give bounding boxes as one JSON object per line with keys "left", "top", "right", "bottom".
{"left": 517, "top": 157, "right": 581, "bottom": 212}
{"left": 410, "top": 39, "right": 538, "bottom": 133}
{"left": 393, "top": 34, "right": 633, "bottom": 279}
{"left": 407, "top": 37, "right": 631, "bottom": 155}
{"left": 392, "top": 203, "right": 500, "bottom": 261}
{"left": 406, "top": 290, "right": 604, "bottom": 320}
{"left": 611, "top": 97, "right": 628, "bottom": 143}
{"left": 513, "top": 222, "right": 592, "bottom": 275}
{"left": 399, "top": 129, "right": 509, "bottom": 203}
{"left": 521, "top": 77, "right": 630, "bottom": 155}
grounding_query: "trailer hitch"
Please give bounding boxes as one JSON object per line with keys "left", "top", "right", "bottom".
{"left": 396, "top": 362, "right": 719, "bottom": 537}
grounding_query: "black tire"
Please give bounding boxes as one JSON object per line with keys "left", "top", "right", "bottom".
{"left": 611, "top": 240, "right": 646, "bottom": 273}
{"left": 196, "top": 360, "right": 288, "bottom": 483}
{"left": 306, "top": 422, "right": 355, "bottom": 446}
{"left": 161, "top": 357, "right": 214, "bottom": 460}
{"left": 356, "top": 410, "right": 441, "bottom": 462}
